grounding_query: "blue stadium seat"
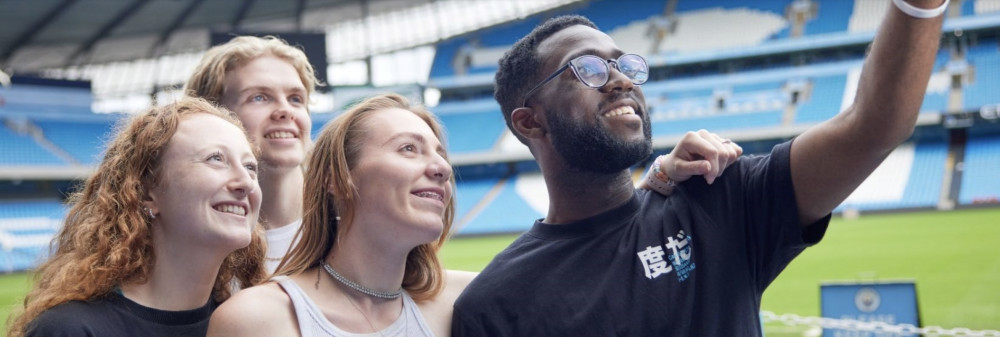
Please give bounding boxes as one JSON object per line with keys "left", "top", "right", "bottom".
{"left": 898, "top": 142, "right": 947, "bottom": 208}
{"left": 652, "top": 110, "right": 784, "bottom": 136}
{"left": 0, "top": 200, "right": 66, "bottom": 220}
{"left": 959, "top": 135, "right": 1000, "bottom": 204}
{"left": 455, "top": 175, "right": 542, "bottom": 235}
{"left": 0, "top": 200, "right": 65, "bottom": 272}
{"left": 35, "top": 120, "right": 115, "bottom": 165}
{"left": 964, "top": 42, "right": 1000, "bottom": 110}
{"left": 433, "top": 99, "right": 507, "bottom": 154}
{"left": 805, "top": 1, "right": 851, "bottom": 35}
{"left": 0, "top": 127, "right": 66, "bottom": 166}
{"left": 795, "top": 74, "right": 847, "bottom": 124}
{"left": 835, "top": 142, "right": 946, "bottom": 212}
{"left": 454, "top": 177, "right": 501, "bottom": 226}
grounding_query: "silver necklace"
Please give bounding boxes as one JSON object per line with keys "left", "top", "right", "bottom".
{"left": 321, "top": 262, "right": 403, "bottom": 299}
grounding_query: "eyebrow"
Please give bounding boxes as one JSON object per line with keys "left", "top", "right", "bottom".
{"left": 383, "top": 132, "right": 426, "bottom": 147}
{"left": 238, "top": 86, "right": 306, "bottom": 95}
{"left": 196, "top": 143, "right": 256, "bottom": 160}
{"left": 563, "top": 48, "right": 624, "bottom": 64}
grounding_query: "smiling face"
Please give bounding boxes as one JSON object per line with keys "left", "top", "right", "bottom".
{"left": 348, "top": 108, "right": 453, "bottom": 245}
{"left": 533, "top": 25, "right": 652, "bottom": 173}
{"left": 221, "top": 55, "right": 311, "bottom": 170}
{"left": 147, "top": 113, "right": 261, "bottom": 252}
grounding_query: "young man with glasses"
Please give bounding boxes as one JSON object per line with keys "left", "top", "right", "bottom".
{"left": 454, "top": 3, "right": 945, "bottom": 335}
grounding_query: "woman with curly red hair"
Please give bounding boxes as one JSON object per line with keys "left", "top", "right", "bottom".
{"left": 6, "top": 97, "right": 267, "bottom": 337}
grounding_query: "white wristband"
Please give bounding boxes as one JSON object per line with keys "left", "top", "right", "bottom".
{"left": 892, "top": 0, "right": 949, "bottom": 19}
{"left": 645, "top": 155, "right": 676, "bottom": 197}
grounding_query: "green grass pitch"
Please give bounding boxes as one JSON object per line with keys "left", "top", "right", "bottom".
{"left": 2, "top": 207, "right": 998, "bottom": 334}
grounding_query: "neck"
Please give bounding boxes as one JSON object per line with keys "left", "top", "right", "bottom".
{"left": 120, "top": 243, "right": 226, "bottom": 311}
{"left": 542, "top": 164, "right": 636, "bottom": 225}
{"left": 325, "top": 230, "right": 410, "bottom": 298}
{"left": 258, "top": 164, "right": 304, "bottom": 230}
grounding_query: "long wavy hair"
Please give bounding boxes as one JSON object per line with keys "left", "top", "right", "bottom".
{"left": 184, "top": 35, "right": 320, "bottom": 106}
{"left": 6, "top": 97, "right": 267, "bottom": 337}
{"left": 274, "top": 93, "right": 455, "bottom": 302}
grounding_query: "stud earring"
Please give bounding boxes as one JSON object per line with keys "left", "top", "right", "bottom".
{"left": 144, "top": 207, "right": 156, "bottom": 219}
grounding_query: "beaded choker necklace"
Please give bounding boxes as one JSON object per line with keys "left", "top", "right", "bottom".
{"left": 321, "top": 262, "right": 403, "bottom": 299}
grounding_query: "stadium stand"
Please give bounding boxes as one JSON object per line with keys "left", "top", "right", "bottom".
{"left": 426, "top": 0, "right": 1000, "bottom": 236}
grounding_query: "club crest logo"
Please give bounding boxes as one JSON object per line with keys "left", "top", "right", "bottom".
{"left": 854, "top": 287, "right": 881, "bottom": 313}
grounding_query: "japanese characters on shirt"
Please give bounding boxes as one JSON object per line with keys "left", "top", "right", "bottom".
{"left": 637, "top": 230, "right": 696, "bottom": 282}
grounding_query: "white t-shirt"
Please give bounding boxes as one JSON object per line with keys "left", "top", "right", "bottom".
{"left": 265, "top": 219, "right": 303, "bottom": 273}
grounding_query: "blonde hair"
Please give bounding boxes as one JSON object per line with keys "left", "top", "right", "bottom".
{"left": 6, "top": 97, "right": 267, "bottom": 337}
{"left": 184, "top": 35, "right": 320, "bottom": 106}
{"left": 275, "top": 93, "right": 455, "bottom": 302}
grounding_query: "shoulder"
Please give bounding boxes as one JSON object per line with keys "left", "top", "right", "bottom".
{"left": 207, "top": 281, "right": 298, "bottom": 337}
{"left": 438, "top": 269, "right": 477, "bottom": 307}
{"left": 415, "top": 270, "right": 479, "bottom": 337}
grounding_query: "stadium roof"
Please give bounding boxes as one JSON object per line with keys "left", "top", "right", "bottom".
{"left": 0, "top": 0, "right": 369, "bottom": 72}
{"left": 0, "top": 0, "right": 576, "bottom": 75}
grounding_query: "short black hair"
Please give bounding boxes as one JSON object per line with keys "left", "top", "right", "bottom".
{"left": 494, "top": 15, "right": 598, "bottom": 144}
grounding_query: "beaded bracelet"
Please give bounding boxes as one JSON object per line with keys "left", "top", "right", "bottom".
{"left": 892, "top": 0, "right": 949, "bottom": 19}
{"left": 646, "top": 155, "right": 677, "bottom": 196}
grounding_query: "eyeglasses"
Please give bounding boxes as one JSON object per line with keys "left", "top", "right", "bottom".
{"left": 521, "top": 53, "right": 649, "bottom": 107}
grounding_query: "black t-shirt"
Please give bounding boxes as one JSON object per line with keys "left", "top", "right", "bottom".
{"left": 26, "top": 292, "right": 218, "bottom": 337}
{"left": 452, "top": 141, "right": 830, "bottom": 337}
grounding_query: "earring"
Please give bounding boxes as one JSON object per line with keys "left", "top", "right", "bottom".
{"left": 144, "top": 207, "right": 156, "bottom": 219}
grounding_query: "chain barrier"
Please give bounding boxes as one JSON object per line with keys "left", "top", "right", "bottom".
{"left": 760, "top": 311, "right": 1000, "bottom": 336}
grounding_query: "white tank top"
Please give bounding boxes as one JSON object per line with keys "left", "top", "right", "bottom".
{"left": 273, "top": 275, "right": 436, "bottom": 337}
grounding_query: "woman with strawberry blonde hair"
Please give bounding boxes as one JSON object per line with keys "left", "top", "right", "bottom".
{"left": 7, "top": 97, "right": 266, "bottom": 337}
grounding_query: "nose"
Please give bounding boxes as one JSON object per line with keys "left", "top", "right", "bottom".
{"left": 427, "top": 155, "right": 453, "bottom": 182}
{"left": 600, "top": 64, "right": 634, "bottom": 93}
{"left": 271, "top": 98, "right": 296, "bottom": 121}
{"left": 228, "top": 165, "right": 257, "bottom": 197}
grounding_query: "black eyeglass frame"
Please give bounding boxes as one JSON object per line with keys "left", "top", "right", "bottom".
{"left": 520, "top": 53, "right": 649, "bottom": 107}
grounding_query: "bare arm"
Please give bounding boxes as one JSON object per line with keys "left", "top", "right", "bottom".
{"left": 791, "top": 0, "right": 945, "bottom": 226}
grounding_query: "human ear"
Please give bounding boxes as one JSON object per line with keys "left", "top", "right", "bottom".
{"left": 511, "top": 107, "right": 546, "bottom": 140}
{"left": 141, "top": 187, "right": 159, "bottom": 219}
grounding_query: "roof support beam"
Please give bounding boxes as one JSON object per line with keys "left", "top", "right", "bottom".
{"left": 1, "top": 0, "right": 78, "bottom": 64}
{"left": 295, "top": 0, "right": 307, "bottom": 32}
{"left": 230, "top": 0, "right": 255, "bottom": 30}
{"left": 148, "top": 0, "right": 205, "bottom": 58}
{"left": 66, "top": 0, "right": 150, "bottom": 66}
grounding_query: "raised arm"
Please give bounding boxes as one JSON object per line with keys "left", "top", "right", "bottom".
{"left": 791, "top": 0, "right": 946, "bottom": 226}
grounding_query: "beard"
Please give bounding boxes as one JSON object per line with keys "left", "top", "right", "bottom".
{"left": 546, "top": 106, "right": 652, "bottom": 174}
